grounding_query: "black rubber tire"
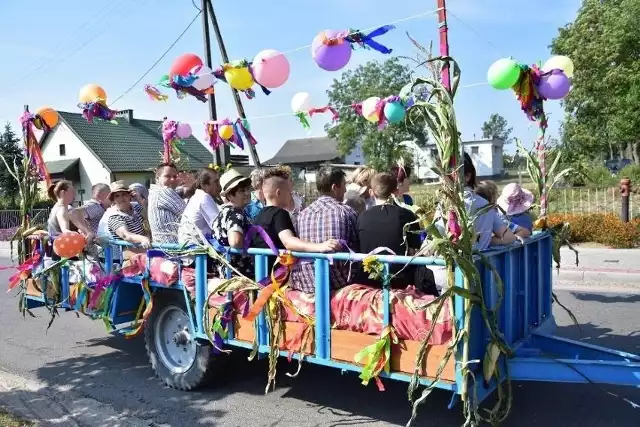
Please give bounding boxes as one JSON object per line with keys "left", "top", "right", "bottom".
{"left": 144, "top": 291, "right": 216, "bottom": 390}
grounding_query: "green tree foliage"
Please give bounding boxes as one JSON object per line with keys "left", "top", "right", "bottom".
{"left": 551, "top": 0, "right": 640, "bottom": 163}
{"left": 0, "top": 122, "right": 24, "bottom": 207}
{"left": 481, "top": 113, "right": 513, "bottom": 142}
{"left": 326, "top": 58, "right": 429, "bottom": 171}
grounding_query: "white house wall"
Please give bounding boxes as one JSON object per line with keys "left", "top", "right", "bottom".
{"left": 41, "top": 122, "right": 111, "bottom": 203}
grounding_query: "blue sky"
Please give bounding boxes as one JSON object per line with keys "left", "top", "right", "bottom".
{"left": 0, "top": 0, "right": 581, "bottom": 162}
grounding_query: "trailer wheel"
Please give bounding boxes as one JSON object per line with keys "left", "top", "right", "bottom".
{"left": 145, "top": 292, "right": 215, "bottom": 390}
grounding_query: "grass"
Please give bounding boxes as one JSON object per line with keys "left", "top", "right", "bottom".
{"left": 0, "top": 408, "right": 34, "bottom": 427}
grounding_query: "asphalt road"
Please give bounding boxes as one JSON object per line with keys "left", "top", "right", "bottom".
{"left": 0, "top": 263, "right": 639, "bottom": 426}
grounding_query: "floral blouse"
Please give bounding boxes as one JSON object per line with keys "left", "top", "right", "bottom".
{"left": 212, "top": 204, "right": 254, "bottom": 278}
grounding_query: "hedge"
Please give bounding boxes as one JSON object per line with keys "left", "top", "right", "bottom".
{"left": 548, "top": 213, "right": 640, "bottom": 249}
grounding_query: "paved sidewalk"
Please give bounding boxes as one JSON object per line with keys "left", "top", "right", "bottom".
{"left": 553, "top": 246, "right": 640, "bottom": 286}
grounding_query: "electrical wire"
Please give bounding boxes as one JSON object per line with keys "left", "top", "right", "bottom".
{"left": 446, "top": 10, "right": 506, "bottom": 57}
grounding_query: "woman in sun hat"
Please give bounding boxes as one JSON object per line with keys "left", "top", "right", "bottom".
{"left": 497, "top": 182, "right": 535, "bottom": 233}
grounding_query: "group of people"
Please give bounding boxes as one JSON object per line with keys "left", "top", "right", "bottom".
{"left": 45, "top": 153, "right": 535, "bottom": 296}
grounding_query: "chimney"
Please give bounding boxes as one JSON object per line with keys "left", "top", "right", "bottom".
{"left": 114, "top": 109, "right": 133, "bottom": 122}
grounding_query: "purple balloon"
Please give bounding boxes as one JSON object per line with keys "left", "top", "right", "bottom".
{"left": 537, "top": 69, "right": 570, "bottom": 100}
{"left": 311, "top": 29, "right": 352, "bottom": 71}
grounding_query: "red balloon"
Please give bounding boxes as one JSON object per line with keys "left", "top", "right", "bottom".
{"left": 169, "top": 53, "right": 203, "bottom": 78}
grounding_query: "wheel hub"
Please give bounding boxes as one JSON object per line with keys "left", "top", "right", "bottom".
{"left": 154, "top": 305, "right": 197, "bottom": 374}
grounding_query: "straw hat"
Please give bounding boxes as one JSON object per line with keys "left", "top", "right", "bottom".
{"left": 220, "top": 169, "right": 250, "bottom": 195}
{"left": 497, "top": 183, "right": 534, "bottom": 216}
{"left": 108, "top": 180, "right": 131, "bottom": 201}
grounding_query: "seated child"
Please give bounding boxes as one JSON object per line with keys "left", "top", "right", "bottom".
{"left": 476, "top": 181, "right": 531, "bottom": 240}
{"left": 357, "top": 172, "right": 438, "bottom": 295}
{"left": 253, "top": 168, "right": 341, "bottom": 271}
{"left": 497, "top": 183, "right": 534, "bottom": 234}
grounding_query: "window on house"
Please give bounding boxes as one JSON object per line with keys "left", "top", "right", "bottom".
{"left": 59, "top": 144, "right": 66, "bottom": 156}
{"left": 471, "top": 146, "right": 479, "bottom": 155}
{"left": 354, "top": 161, "right": 360, "bottom": 165}
{"left": 430, "top": 149, "right": 438, "bottom": 157}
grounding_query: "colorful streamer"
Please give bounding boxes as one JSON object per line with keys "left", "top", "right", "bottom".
{"left": 143, "top": 84, "right": 169, "bottom": 102}
{"left": 354, "top": 326, "right": 398, "bottom": 391}
{"left": 308, "top": 105, "right": 340, "bottom": 125}
{"left": 5, "top": 251, "right": 41, "bottom": 293}
{"left": 20, "top": 112, "right": 51, "bottom": 188}
{"left": 162, "top": 119, "right": 184, "bottom": 163}
{"left": 78, "top": 101, "right": 117, "bottom": 124}
{"left": 346, "top": 25, "right": 396, "bottom": 54}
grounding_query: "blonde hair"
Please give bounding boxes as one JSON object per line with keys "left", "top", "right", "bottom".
{"left": 349, "top": 166, "right": 376, "bottom": 188}
{"left": 476, "top": 180, "right": 499, "bottom": 204}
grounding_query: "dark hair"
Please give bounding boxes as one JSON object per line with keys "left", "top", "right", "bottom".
{"left": 225, "top": 179, "right": 251, "bottom": 197}
{"left": 92, "top": 183, "right": 110, "bottom": 197}
{"left": 371, "top": 172, "right": 398, "bottom": 199}
{"left": 263, "top": 167, "right": 290, "bottom": 182}
{"left": 316, "top": 165, "right": 346, "bottom": 194}
{"left": 464, "top": 152, "right": 477, "bottom": 189}
{"left": 155, "top": 162, "right": 178, "bottom": 180}
{"left": 47, "top": 180, "right": 73, "bottom": 201}
{"left": 391, "top": 165, "right": 412, "bottom": 182}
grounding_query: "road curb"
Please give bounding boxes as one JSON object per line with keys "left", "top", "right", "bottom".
{"left": 0, "top": 369, "right": 164, "bottom": 427}
{"left": 553, "top": 269, "right": 640, "bottom": 285}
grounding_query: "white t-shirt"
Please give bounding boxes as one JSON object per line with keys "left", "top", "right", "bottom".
{"left": 178, "top": 189, "right": 220, "bottom": 245}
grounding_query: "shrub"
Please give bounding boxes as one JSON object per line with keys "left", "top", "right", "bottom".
{"left": 585, "top": 166, "right": 616, "bottom": 187}
{"left": 618, "top": 164, "right": 640, "bottom": 193}
{"left": 548, "top": 213, "right": 640, "bottom": 248}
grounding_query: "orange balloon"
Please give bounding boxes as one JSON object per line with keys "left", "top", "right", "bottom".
{"left": 79, "top": 84, "right": 107, "bottom": 104}
{"left": 36, "top": 107, "right": 59, "bottom": 128}
{"left": 53, "top": 231, "right": 87, "bottom": 259}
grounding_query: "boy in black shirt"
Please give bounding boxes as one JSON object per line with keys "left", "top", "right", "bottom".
{"left": 357, "top": 172, "right": 437, "bottom": 295}
{"left": 253, "top": 168, "right": 341, "bottom": 270}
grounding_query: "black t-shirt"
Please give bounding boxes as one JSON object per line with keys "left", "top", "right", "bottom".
{"left": 253, "top": 206, "right": 296, "bottom": 270}
{"left": 357, "top": 204, "right": 421, "bottom": 288}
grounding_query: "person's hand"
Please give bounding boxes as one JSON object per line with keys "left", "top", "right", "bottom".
{"left": 140, "top": 236, "right": 152, "bottom": 249}
{"left": 131, "top": 191, "right": 144, "bottom": 204}
{"left": 319, "top": 239, "right": 342, "bottom": 253}
{"left": 84, "top": 232, "right": 96, "bottom": 244}
{"left": 177, "top": 172, "right": 196, "bottom": 187}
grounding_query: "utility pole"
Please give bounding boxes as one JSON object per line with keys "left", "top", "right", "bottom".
{"left": 204, "top": 0, "right": 262, "bottom": 167}
{"left": 436, "top": 0, "right": 451, "bottom": 90}
{"left": 200, "top": 0, "right": 222, "bottom": 166}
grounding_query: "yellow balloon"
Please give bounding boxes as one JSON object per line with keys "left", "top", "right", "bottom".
{"left": 219, "top": 124, "right": 234, "bottom": 140}
{"left": 365, "top": 112, "right": 379, "bottom": 123}
{"left": 543, "top": 55, "right": 574, "bottom": 78}
{"left": 224, "top": 67, "right": 254, "bottom": 91}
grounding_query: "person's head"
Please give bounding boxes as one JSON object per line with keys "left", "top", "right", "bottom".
{"left": 128, "top": 183, "right": 148, "bottom": 201}
{"left": 316, "top": 165, "right": 347, "bottom": 200}
{"left": 155, "top": 163, "right": 179, "bottom": 189}
{"left": 262, "top": 168, "right": 292, "bottom": 208}
{"left": 250, "top": 168, "right": 266, "bottom": 202}
{"left": 370, "top": 172, "right": 398, "bottom": 201}
{"left": 348, "top": 166, "right": 376, "bottom": 197}
{"left": 476, "top": 180, "right": 499, "bottom": 204}
{"left": 108, "top": 180, "right": 132, "bottom": 210}
{"left": 48, "top": 180, "right": 75, "bottom": 205}
{"left": 463, "top": 153, "right": 477, "bottom": 189}
{"left": 220, "top": 169, "right": 251, "bottom": 208}
{"left": 193, "top": 168, "right": 221, "bottom": 198}
{"left": 343, "top": 191, "right": 366, "bottom": 214}
{"left": 391, "top": 164, "right": 412, "bottom": 195}
{"left": 91, "top": 183, "right": 110, "bottom": 207}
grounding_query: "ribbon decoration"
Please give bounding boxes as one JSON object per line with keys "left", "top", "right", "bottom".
{"left": 121, "top": 279, "right": 154, "bottom": 339}
{"left": 308, "top": 105, "right": 340, "bottom": 127}
{"left": 234, "top": 118, "right": 258, "bottom": 149}
{"left": 20, "top": 112, "right": 51, "bottom": 188}
{"left": 205, "top": 119, "right": 258, "bottom": 152}
{"left": 169, "top": 76, "right": 208, "bottom": 103}
{"left": 295, "top": 111, "right": 311, "bottom": 130}
{"left": 354, "top": 326, "right": 398, "bottom": 391}
{"left": 78, "top": 101, "right": 117, "bottom": 124}
{"left": 345, "top": 25, "right": 395, "bottom": 54}
{"left": 143, "top": 84, "right": 169, "bottom": 102}
{"left": 161, "top": 119, "right": 185, "bottom": 163}
{"left": 88, "top": 273, "right": 119, "bottom": 310}
{"left": 5, "top": 251, "right": 41, "bottom": 293}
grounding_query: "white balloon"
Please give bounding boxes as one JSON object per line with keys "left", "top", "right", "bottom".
{"left": 542, "top": 55, "right": 574, "bottom": 79}
{"left": 198, "top": 66, "right": 213, "bottom": 75}
{"left": 361, "top": 96, "right": 381, "bottom": 122}
{"left": 192, "top": 73, "right": 215, "bottom": 90}
{"left": 291, "top": 92, "right": 311, "bottom": 113}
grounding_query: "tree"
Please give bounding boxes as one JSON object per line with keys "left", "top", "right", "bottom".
{"left": 481, "top": 113, "right": 513, "bottom": 142}
{"left": 326, "top": 58, "right": 429, "bottom": 171}
{"left": 551, "top": 0, "right": 640, "bottom": 163}
{"left": 0, "top": 122, "right": 24, "bottom": 208}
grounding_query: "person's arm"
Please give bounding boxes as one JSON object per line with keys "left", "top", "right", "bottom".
{"left": 201, "top": 195, "right": 220, "bottom": 230}
{"left": 108, "top": 216, "right": 151, "bottom": 248}
{"left": 228, "top": 231, "right": 244, "bottom": 248}
{"left": 160, "top": 188, "right": 187, "bottom": 215}
{"left": 225, "top": 209, "right": 246, "bottom": 249}
{"left": 273, "top": 209, "right": 340, "bottom": 252}
{"left": 490, "top": 212, "right": 518, "bottom": 246}
{"left": 69, "top": 207, "right": 95, "bottom": 239}
{"left": 56, "top": 207, "right": 72, "bottom": 232}
{"left": 508, "top": 221, "right": 531, "bottom": 239}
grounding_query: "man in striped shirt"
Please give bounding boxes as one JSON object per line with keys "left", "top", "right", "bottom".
{"left": 148, "top": 163, "right": 187, "bottom": 245}
{"left": 73, "top": 183, "right": 110, "bottom": 233}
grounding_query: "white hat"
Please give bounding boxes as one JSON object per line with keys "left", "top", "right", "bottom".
{"left": 220, "top": 169, "right": 250, "bottom": 195}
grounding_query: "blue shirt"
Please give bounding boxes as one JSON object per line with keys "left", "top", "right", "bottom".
{"left": 510, "top": 212, "right": 533, "bottom": 232}
{"left": 403, "top": 194, "right": 414, "bottom": 206}
{"left": 244, "top": 197, "right": 264, "bottom": 220}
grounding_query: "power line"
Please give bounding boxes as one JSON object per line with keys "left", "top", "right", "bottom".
{"left": 109, "top": 11, "right": 203, "bottom": 107}
{"left": 446, "top": 10, "right": 506, "bottom": 57}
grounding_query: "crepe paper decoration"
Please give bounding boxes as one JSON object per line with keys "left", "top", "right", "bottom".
{"left": 354, "top": 326, "right": 398, "bottom": 391}
{"left": 166, "top": 71, "right": 209, "bottom": 103}
{"left": 308, "top": 105, "right": 340, "bottom": 124}
{"left": 143, "top": 84, "right": 169, "bottom": 102}
{"left": 6, "top": 251, "right": 41, "bottom": 293}
{"left": 88, "top": 273, "right": 119, "bottom": 310}
{"left": 205, "top": 118, "right": 257, "bottom": 151}
{"left": 20, "top": 111, "right": 51, "bottom": 187}
{"left": 311, "top": 29, "right": 352, "bottom": 71}
{"left": 375, "top": 96, "right": 404, "bottom": 128}
{"left": 120, "top": 279, "right": 154, "bottom": 339}
{"left": 345, "top": 25, "right": 396, "bottom": 54}
{"left": 295, "top": 112, "right": 311, "bottom": 130}
{"left": 162, "top": 119, "right": 187, "bottom": 163}
{"left": 79, "top": 84, "right": 108, "bottom": 104}
{"left": 78, "top": 101, "right": 117, "bottom": 124}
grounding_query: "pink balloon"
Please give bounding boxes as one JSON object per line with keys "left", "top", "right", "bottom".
{"left": 176, "top": 123, "right": 192, "bottom": 139}
{"left": 252, "top": 49, "right": 290, "bottom": 88}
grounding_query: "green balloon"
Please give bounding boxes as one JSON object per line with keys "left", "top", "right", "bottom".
{"left": 487, "top": 58, "right": 521, "bottom": 90}
{"left": 158, "top": 74, "right": 170, "bottom": 87}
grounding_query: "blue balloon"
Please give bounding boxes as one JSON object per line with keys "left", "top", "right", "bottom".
{"left": 384, "top": 102, "right": 406, "bottom": 124}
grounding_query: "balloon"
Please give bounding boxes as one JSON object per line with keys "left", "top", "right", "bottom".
{"left": 176, "top": 123, "right": 192, "bottom": 139}
{"left": 170, "top": 53, "right": 203, "bottom": 78}
{"left": 192, "top": 73, "right": 215, "bottom": 91}
{"left": 291, "top": 92, "right": 311, "bottom": 113}
{"left": 542, "top": 55, "right": 574, "bottom": 78}
{"left": 487, "top": 58, "right": 521, "bottom": 90}
{"left": 35, "top": 107, "right": 59, "bottom": 128}
{"left": 224, "top": 65, "right": 254, "bottom": 91}
{"left": 252, "top": 49, "right": 290, "bottom": 88}
{"left": 311, "top": 29, "right": 352, "bottom": 71}
{"left": 79, "top": 84, "right": 107, "bottom": 104}
{"left": 537, "top": 69, "right": 571, "bottom": 100}
{"left": 361, "top": 97, "right": 381, "bottom": 122}
{"left": 219, "top": 124, "right": 234, "bottom": 140}
{"left": 53, "top": 231, "right": 86, "bottom": 259}
{"left": 383, "top": 102, "right": 406, "bottom": 124}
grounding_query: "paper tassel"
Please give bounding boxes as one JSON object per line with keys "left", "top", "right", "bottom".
{"left": 144, "top": 84, "right": 168, "bottom": 102}
{"left": 308, "top": 105, "right": 340, "bottom": 125}
{"left": 78, "top": 102, "right": 117, "bottom": 124}
{"left": 235, "top": 118, "right": 258, "bottom": 146}
{"left": 20, "top": 112, "right": 51, "bottom": 187}
{"left": 295, "top": 112, "right": 311, "bottom": 129}
{"left": 346, "top": 25, "right": 395, "bottom": 54}
{"left": 161, "top": 119, "right": 184, "bottom": 163}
